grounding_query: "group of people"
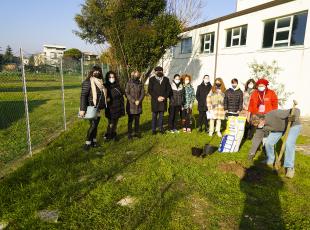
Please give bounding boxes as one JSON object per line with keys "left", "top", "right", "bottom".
{"left": 79, "top": 65, "right": 301, "bottom": 178}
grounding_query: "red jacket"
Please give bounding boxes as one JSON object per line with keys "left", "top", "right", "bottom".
{"left": 248, "top": 89, "right": 278, "bottom": 115}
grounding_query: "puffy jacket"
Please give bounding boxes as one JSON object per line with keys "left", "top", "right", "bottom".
{"left": 170, "top": 81, "right": 184, "bottom": 107}
{"left": 224, "top": 88, "right": 243, "bottom": 113}
{"left": 248, "top": 89, "right": 278, "bottom": 115}
{"left": 80, "top": 79, "right": 107, "bottom": 111}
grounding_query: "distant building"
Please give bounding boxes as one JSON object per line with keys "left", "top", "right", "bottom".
{"left": 161, "top": 0, "right": 310, "bottom": 116}
{"left": 83, "top": 52, "right": 99, "bottom": 65}
{"left": 43, "top": 45, "right": 66, "bottom": 65}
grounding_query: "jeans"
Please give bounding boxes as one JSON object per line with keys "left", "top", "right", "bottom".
{"left": 198, "top": 111, "right": 208, "bottom": 130}
{"left": 168, "top": 106, "right": 182, "bottom": 130}
{"left": 152, "top": 112, "right": 164, "bottom": 132}
{"left": 128, "top": 114, "right": 140, "bottom": 134}
{"left": 265, "top": 125, "right": 302, "bottom": 168}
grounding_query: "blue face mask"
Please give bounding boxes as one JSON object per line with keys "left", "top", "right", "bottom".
{"left": 258, "top": 86, "right": 266, "bottom": 92}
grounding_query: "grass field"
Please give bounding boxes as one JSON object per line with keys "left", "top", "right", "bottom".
{"left": 0, "top": 73, "right": 81, "bottom": 166}
{"left": 0, "top": 94, "right": 310, "bottom": 229}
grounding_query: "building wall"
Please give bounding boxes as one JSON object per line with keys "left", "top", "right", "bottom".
{"left": 162, "top": 0, "right": 310, "bottom": 116}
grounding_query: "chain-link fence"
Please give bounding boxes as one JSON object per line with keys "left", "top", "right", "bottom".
{"left": 0, "top": 48, "right": 108, "bottom": 170}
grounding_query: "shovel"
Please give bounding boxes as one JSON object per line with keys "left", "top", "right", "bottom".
{"left": 274, "top": 100, "right": 298, "bottom": 170}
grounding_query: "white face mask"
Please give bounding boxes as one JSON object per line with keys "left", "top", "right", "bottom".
{"left": 109, "top": 78, "right": 115, "bottom": 84}
{"left": 248, "top": 83, "right": 254, "bottom": 89}
{"left": 204, "top": 79, "right": 209, "bottom": 84}
{"left": 258, "top": 86, "right": 266, "bottom": 92}
{"left": 184, "top": 80, "right": 190, "bottom": 85}
{"left": 174, "top": 79, "right": 180, "bottom": 84}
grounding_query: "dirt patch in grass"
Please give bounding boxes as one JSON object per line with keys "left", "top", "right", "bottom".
{"left": 188, "top": 194, "right": 210, "bottom": 229}
{"left": 218, "top": 161, "right": 246, "bottom": 179}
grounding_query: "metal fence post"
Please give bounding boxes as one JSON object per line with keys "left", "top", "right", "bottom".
{"left": 60, "top": 58, "right": 67, "bottom": 130}
{"left": 20, "top": 48, "right": 32, "bottom": 157}
{"left": 81, "top": 54, "right": 84, "bottom": 82}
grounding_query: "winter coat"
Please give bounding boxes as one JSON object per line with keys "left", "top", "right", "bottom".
{"left": 248, "top": 89, "right": 278, "bottom": 115}
{"left": 80, "top": 79, "right": 107, "bottom": 111}
{"left": 169, "top": 81, "right": 184, "bottom": 107}
{"left": 243, "top": 88, "right": 255, "bottom": 111}
{"left": 105, "top": 82, "right": 125, "bottom": 119}
{"left": 196, "top": 82, "right": 212, "bottom": 112}
{"left": 224, "top": 87, "right": 243, "bottom": 113}
{"left": 183, "top": 84, "right": 195, "bottom": 109}
{"left": 148, "top": 76, "right": 172, "bottom": 112}
{"left": 206, "top": 89, "right": 226, "bottom": 120}
{"left": 125, "top": 79, "right": 145, "bottom": 115}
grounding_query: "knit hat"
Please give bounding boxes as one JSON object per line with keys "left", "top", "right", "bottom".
{"left": 154, "top": 66, "right": 163, "bottom": 72}
{"left": 256, "top": 78, "right": 269, "bottom": 87}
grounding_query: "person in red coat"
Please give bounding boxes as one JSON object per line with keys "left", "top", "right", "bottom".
{"left": 248, "top": 78, "right": 278, "bottom": 160}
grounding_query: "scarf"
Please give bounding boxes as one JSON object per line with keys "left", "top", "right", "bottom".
{"left": 90, "top": 77, "right": 105, "bottom": 106}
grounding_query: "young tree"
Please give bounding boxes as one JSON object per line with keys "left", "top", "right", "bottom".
{"left": 249, "top": 60, "right": 293, "bottom": 106}
{"left": 3, "top": 45, "right": 14, "bottom": 64}
{"left": 75, "top": 0, "right": 182, "bottom": 79}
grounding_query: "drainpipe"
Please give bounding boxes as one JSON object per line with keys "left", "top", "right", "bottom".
{"left": 214, "top": 20, "right": 221, "bottom": 81}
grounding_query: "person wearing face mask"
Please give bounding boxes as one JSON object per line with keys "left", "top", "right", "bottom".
{"left": 224, "top": 78, "right": 243, "bottom": 117}
{"left": 79, "top": 65, "right": 107, "bottom": 151}
{"left": 206, "top": 78, "right": 226, "bottom": 137}
{"left": 104, "top": 71, "right": 125, "bottom": 141}
{"left": 148, "top": 66, "right": 172, "bottom": 135}
{"left": 182, "top": 74, "right": 195, "bottom": 133}
{"left": 247, "top": 78, "right": 278, "bottom": 160}
{"left": 243, "top": 79, "right": 256, "bottom": 139}
{"left": 125, "top": 70, "right": 145, "bottom": 139}
{"left": 196, "top": 75, "right": 212, "bottom": 132}
{"left": 168, "top": 74, "right": 184, "bottom": 133}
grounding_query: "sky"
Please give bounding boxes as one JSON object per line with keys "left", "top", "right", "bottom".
{"left": 0, "top": 0, "right": 236, "bottom": 56}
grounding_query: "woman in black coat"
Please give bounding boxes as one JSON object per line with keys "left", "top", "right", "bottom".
{"left": 196, "top": 75, "right": 212, "bottom": 132}
{"left": 104, "top": 71, "right": 125, "bottom": 141}
{"left": 79, "top": 65, "right": 107, "bottom": 150}
{"left": 224, "top": 78, "right": 243, "bottom": 117}
{"left": 125, "top": 70, "right": 145, "bottom": 139}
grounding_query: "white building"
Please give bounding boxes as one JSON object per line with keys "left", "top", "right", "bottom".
{"left": 162, "top": 0, "right": 310, "bottom": 116}
{"left": 43, "top": 44, "right": 66, "bottom": 65}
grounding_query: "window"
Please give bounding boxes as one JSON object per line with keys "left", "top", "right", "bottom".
{"left": 200, "top": 32, "right": 215, "bottom": 53}
{"left": 181, "top": 37, "right": 192, "bottom": 54}
{"left": 226, "top": 25, "right": 247, "bottom": 47}
{"left": 50, "top": 52, "right": 57, "bottom": 59}
{"left": 263, "top": 11, "right": 308, "bottom": 48}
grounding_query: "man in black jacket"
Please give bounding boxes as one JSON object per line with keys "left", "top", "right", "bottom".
{"left": 196, "top": 75, "right": 212, "bottom": 132}
{"left": 148, "top": 66, "right": 172, "bottom": 134}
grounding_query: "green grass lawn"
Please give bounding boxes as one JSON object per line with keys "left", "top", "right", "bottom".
{"left": 0, "top": 73, "right": 81, "bottom": 165}
{"left": 1, "top": 95, "right": 310, "bottom": 229}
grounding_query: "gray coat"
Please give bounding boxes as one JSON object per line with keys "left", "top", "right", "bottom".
{"left": 264, "top": 109, "right": 301, "bottom": 132}
{"left": 125, "top": 79, "right": 145, "bottom": 115}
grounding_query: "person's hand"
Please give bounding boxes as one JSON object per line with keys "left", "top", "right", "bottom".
{"left": 288, "top": 115, "right": 296, "bottom": 122}
{"left": 135, "top": 100, "right": 140, "bottom": 106}
{"left": 79, "top": 111, "right": 85, "bottom": 117}
{"left": 225, "top": 110, "right": 228, "bottom": 114}
{"left": 107, "top": 98, "right": 111, "bottom": 102}
{"left": 237, "top": 111, "right": 240, "bottom": 114}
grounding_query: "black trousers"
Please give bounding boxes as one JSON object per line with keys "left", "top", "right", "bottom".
{"left": 182, "top": 109, "right": 192, "bottom": 129}
{"left": 128, "top": 114, "right": 140, "bottom": 134}
{"left": 168, "top": 106, "right": 182, "bottom": 130}
{"left": 87, "top": 117, "right": 101, "bottom": 142}
{"left": 152, "top": 112, "right": 164, "bottom": 132}
{"left": 198, "top": 110, "right": 208, "bottom": 130}
{"left": 106, "top": 118, "right": 119, "bottom": 138}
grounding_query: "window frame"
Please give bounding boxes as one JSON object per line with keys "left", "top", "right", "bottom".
{"left": 201, "top": 32, "right": 215, "bottom": 53}
{"left": 180, "top": 37, "right": 193, "bottom": 54}
{"left": 226, "top": 25, "right": 248, "bottom": 47}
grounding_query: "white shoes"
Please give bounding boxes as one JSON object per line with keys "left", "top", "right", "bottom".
{"left": 217, "top": 132, "right": 222, "bottom": 137}
{"left": 209, "top": 131, "right": 213, "bottom": 137}
{"left": 286, "top": 168, "right": 295, "bottom": 178}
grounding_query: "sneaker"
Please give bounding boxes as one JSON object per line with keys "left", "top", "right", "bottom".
{"left": 183, "top": 128, "right": 187, "bottom": 133}
{"left": 83, "top": 144, "right": 91, "bottom": 151}
{"left": 173, "top": 129, "right": 180, "bottom": 133}
{"left": 286, "top": 168, "right": 295, "bottom": 178}
{"left": 217, "top": 131, "right": 222, "bottom": 137}
{"left": 169, "top": 130, "right": 175, "bottom": 134}
{"left": 187, "top": 128, "right": 192, "bottom": 133}
{"left": 209, "top": 131, "right": 213, "bottom": 137}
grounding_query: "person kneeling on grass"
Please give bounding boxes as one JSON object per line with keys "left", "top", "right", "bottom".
{"left": 79, "top": 65, "right": 107, "bottom": 151}
{"left": 250, "top": 109, "right": 301, "bottom": 178}
{"left": 182, "top": 74, "right": 195, "bottom": 133}
{"left": 125, "top": 70, "right": 145, "bottom": 139}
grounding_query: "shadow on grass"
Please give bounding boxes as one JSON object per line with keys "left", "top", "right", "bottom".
{"left": 240, "top": 158, "right": 284, "bottom": 229}
{"left": 0, "top": 100, "right": 49, "bottom": 129}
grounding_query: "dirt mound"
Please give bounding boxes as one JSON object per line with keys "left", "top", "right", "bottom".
{"left": 218, "top": 161, "right": 246, "bottom": 179}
